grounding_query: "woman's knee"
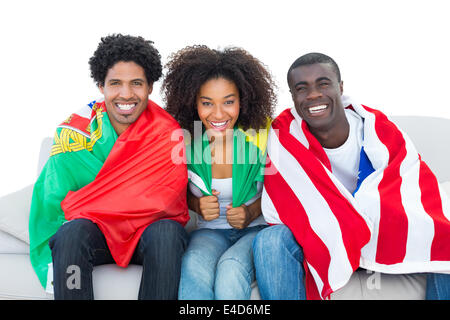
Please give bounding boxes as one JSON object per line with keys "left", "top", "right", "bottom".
{"left": 215, "top": 257, "right": 251, "bottom": 297}
{"left": 216, "top": 256, "right": 251, "bottom": 281}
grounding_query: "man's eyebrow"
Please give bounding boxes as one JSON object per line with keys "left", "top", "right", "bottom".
{"left": 294, "top": 77, "right": 332, "bottom": 87}
{"left": 316, "top": 76, "right": 331, "bottom": 82}
{"left": 107, "top": 78, "right": 145, "bottom": 83}
{"left": 294, "top": 81, "right": 308, "bottom": 87}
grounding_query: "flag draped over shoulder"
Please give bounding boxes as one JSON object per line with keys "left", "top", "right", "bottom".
{"left": 186, "top": 123, "right": 270, "bottom": 207}
{"left": 29, "top": 99, "right": 189, "bottom": 291}
{"left": 262, "top": 97, "right": 450, "bottom": 300}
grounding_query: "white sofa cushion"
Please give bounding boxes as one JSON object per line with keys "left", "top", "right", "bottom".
{"left": 0, "top": 254, "right": 145, "bottom": 300}
{"left": 330, "top": 270, "right": 426, "bottom": 300}
{"left": 391, "top": 116, "right": 450, "bottom": 183}
{"left": 92, "top": 264, "right": 142, "bottom": 300}
{"left": 0, "top": 254, "right": 52, "bottom": 300}
{"left": 0, "top": 230, "right": 29, "bottom": 254}
{"left": 0, "top": 184, "right": 33, "bottom": 244}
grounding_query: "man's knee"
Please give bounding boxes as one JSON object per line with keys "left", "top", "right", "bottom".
{"left": 49, "top": 218, "right": 99, "bottom": 251}
{"left": 253, "top": 225, "right": 292, "bottom": 252}
{"left": 140, "top": 219, "right": 188, "bottom": 250}
{"left": 253, "top": 224, "right": 303, "bottom": 263}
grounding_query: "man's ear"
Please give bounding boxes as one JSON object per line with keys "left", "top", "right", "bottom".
{"left": 340, "top": 81, "right": 344, "bottom": 95}
{"left": 148, "top": 82, "right": 154, "bottom": 95}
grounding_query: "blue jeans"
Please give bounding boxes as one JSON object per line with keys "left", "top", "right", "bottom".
{"left": 178, "top": 225, "right": 267, "bottom": 300}
{"left": 49, "top": 218, "right": 188, "bottom": 300}
{"left": 426, "top": 273, "right": 450, "bottom": 300}
{"left": 253, "top": 225, "right": 450, "bottom": 300}
{"left": 253, "top": 225, "right": 306, "bottom": 299}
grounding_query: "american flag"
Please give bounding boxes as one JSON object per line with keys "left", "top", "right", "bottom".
{"left": 261, "top": 98, "right": 450, "bottom": 299}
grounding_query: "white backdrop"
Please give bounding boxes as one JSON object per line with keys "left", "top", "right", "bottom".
{"left": 1, "top": 0, "right": 449, "bottom": 197}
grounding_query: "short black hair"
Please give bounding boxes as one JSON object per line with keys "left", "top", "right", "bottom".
{"left": 89, "top": 34, "right": 162, "bottom": 86}
{"left": 287, "top": 52, "right": 341, "bottom": 83}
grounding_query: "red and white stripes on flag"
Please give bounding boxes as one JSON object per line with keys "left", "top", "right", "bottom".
{"left": 261, "top": 98, "right": 450, "bottom": 299}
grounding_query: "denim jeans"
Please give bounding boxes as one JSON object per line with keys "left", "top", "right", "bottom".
{"left": 426, "top": 273, "right": 450, "bottom": 300}
{"left": 178, "top": 224, "right": 267, "bottom": 300}
{"left": 253, "top": 224, "right": 306, "bottom": 299}
{"left": 253, "top": 224, "right": 450, "bottom": 300}
{"left": 49, "top": 218, "right": 188, "bottom": 300}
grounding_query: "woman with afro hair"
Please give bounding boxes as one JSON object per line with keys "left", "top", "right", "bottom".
{"left": 163, "top": 45, "right": 277, "bottom": 299}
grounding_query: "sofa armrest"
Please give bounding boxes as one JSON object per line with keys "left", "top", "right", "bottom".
{"left": 0, "top": 184, "right": 33, "bottom": 244}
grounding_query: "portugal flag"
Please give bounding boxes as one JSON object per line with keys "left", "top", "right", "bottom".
{"left": 29, "top": 99, "right": 189, "bottom": 291}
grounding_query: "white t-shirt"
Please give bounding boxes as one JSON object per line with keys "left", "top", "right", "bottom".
{"left": 189, "top": 178, "right": 266, "bottom": 229}
{"left": 323, "top": 109, "right": 364, "bottom": 194}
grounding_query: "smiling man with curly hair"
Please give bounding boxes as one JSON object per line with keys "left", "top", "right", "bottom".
{"left": 29, "top": 34, "right": 190, "bottom": 300}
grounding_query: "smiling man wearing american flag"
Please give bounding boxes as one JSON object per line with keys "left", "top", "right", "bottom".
{"left": 253, "top": 52, "right": 450, "bottom": 300}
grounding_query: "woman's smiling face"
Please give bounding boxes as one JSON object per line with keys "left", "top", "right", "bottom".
{"left": 196, "top": 77, "right": 240, "bottom": 137}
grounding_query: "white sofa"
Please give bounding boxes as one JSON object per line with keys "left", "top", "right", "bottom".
{"left": 1, "top": 115, "right": 450, "bottom": 300}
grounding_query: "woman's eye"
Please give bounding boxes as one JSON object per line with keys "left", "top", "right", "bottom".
{"left": 225, "top": 100, "right": 235, "bottom": 105}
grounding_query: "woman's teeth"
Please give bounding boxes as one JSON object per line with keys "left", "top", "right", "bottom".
{"left": 308, "top": 105, "right": 327, "bottom": 114}
{"left": 210, "top": 120, "right": 228, "bottom": 127}
{"left": 117, "top": 103, "right": 136, "bottom": 111}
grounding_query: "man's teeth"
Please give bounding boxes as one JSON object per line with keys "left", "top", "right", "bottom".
{"left": 308, "top": 105, "right": 327, "bottom": 114}
{"left": 117, "top": 104, "right": 136, "bottom": 111}
{"left": 210, "top": 121, "right": 228, "bottom": 127}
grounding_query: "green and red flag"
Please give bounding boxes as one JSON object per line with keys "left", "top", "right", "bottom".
{"left": 29, "top": 99, "right": 189, "bottom": 292}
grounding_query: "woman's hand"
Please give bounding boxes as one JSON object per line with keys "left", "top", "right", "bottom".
{"left": 225, "top": 204, "right": 252, "bottom": 229}
{"left": 197, "top": 189, "right": 221, "bottom": 221}
{"left": 226, "top": 196, "right": 262, "bottom": 229}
